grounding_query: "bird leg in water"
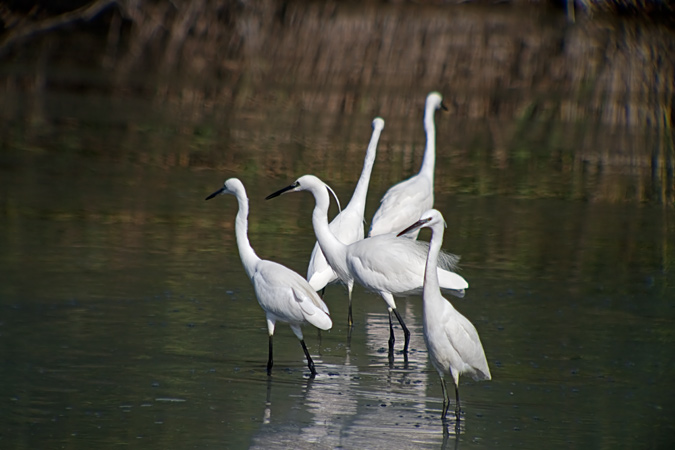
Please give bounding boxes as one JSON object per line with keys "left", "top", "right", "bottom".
{"left": 392, "top": 308, "right": 411, "bottom": 353}
{"left": 440, "top": 376, "right": 450, "bottom": 419}
{"left": 439, "top": 374, "right": 462, "bottom": 421}
{"left": 387, "top": 311, "right": 396, "bottom": 353}
{"left": 454, "top": 381, "right": 461, "bottom": 418}
{"left": 267, "top": 336, "right": 274, "bottom": 376}
{"left": 300, "top": 339, "right": 317, "bottom": 378}
{"left": 348, "top": 293, "right": 354, "bottom": 327}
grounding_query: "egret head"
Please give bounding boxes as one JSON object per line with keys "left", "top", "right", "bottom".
{"left": 205, "top": 178, "right": 245, "bottom": 200}
{"left": 397, "top": 209, "right": 446, "bottom": 237}
{"left": 427, "top": 91, "right": 448, "bottom": 112}
{"left": 266, "top": 175, "right": 342, "bottom": 212}
{"left": 372, "top": 117, "right": 385, "bottom": 131}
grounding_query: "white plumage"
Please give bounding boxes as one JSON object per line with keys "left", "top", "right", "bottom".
{"left": 266, "top": 175, "right": 468, "bottom": 354}
{"left": 398, "top": 209, "right": 490, "bottom": 419}
{"left": 369, "top": 92, "right": 446, "bottom": 239}
{"left": 306, "top": 118, "right": 385, "bottom": 326}
{"left": 206, "top": 178, "right": 332, "bottom": 378}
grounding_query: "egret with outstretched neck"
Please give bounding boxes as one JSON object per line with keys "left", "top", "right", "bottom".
{"left": 369, "top": 92, "right": 446, "bottom": 239}
{"left": 398, "top": 209, "right": 490, "bottom": 420}
{"left": 307, "top": 117, "right": 385, "bottom": 326}
{"left": 206, "top": 178, "right": 332, "bottom": 378}
{"left": 266, "top": 175, "right": 468, "bottom": 354}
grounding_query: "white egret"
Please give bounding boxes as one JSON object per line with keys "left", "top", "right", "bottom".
{"left": 206, "top": 178, "right": 332, "bottom": 378}
{"left": 307, "top": 117, "right": 385, "bottom": 325}
{"left": 266, "top": 175, "right": 468, "bottom": 354}
{"left": 369, "top": 92, "right": 446, "bottom": 239}
{"left": 398, "top": 209, "right": 491, "bottom": 420}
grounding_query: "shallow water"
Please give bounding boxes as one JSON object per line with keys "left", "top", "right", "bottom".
{"left": 1, "top": 2, "right": 675, "bottom": 449}
{"left": 2, "top": 122, "right": 673, "bottom": 448}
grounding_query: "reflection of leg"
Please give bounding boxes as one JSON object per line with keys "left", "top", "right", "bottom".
{"left": 392, "top": 308, "right": 410, "bottom": 353}
{"left": 300, "top": 339, "right": 317, "bottom": 378}
{"left": 264, "top": 378, "right": 273, "bottom": 425}
{"left": 267, "top": 336, "right": 274, "bottom": 376}
{"left": 441, "top": 416, "right": 460, "bottom": 449}
{"left": 387, "top": 310, "right": 396, "bottom": 352}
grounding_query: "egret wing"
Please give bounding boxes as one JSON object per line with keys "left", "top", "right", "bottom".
{"left": 253, "top": 261, "right": 332, "bottom": 330}
{"left": 369, "top": 177, "right": 433, "bottom": 237}
{"left": 442, "top": 302, "right": 491, "bottom": 381}
{"left": 347, "top": 235, "right": 426, "bottom": 294}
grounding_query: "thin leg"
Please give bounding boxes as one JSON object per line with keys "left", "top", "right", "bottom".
{"left": 347, "top": 287, "right": 354, "bottom": 327}
{"left": 300, "top": 339, "right": 317, "bottom": 378}
{"left": 267, "top": 336, "right": 274, "bottom": 376}
{"left": 392, "top": 308, "right": 411, "bottom": 353}
{"left": 387, "top": 310, "right": 396, "bottom": 352}
{"left": 440, "top": 376, "right": 450, "bottom": 419}
{"left": 348, "top": 298, "right": 353, "bottom": 327}
{"left": 454, "top": 382, "right": 461, "bottom": 418}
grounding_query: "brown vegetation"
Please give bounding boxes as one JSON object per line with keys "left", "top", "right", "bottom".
{"left": 1, "top": 0, "right": 673, "bottom": 204}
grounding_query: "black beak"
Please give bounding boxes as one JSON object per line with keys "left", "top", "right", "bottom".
{"left": 397, "top": 217, "right": 432, "bottom": 237}
{"left": 440, "top": 101, "right": 449, "bottom": 112}
{"left": 266, "top": 182, "right": 298, "bottom": 200}
{"left": 205, "top": 188, "right": 225, "bottom": 200}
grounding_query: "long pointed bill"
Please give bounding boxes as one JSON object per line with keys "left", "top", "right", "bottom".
{"left": 205, "top": 187, "right": 226, "bottom": 200}
{"left": 265, "top": 182, "right": 298, "bottom": 200}
{"left": 397, "top": 217, "right": 432, "bottom": 237}
{"left": 440, "top": 101, "right": 449, "bottom": 111}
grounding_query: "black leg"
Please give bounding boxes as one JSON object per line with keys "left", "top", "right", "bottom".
{"left": 454, "top": 382, "right": 461, "bottom": 419}
{"left": 392, "top": 308, "right": 410, "bottom": 353}
{"left": 300, "top": 339, "right": 317, "bottom": 378}
{"left": 348, "top": 298, "right": 353, "bottom": 327}
{"left": 387, "top": 310, "right": 396, "bottom": 353}
{"left": 267, "top": 335, "right": 274, "bottom": 376}
{"left": 440, "top": 376, "right": 450, "bottom": 420}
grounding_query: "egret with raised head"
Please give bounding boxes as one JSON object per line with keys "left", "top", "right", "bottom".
{"left": 206, "top": 178, "right": 332, "bottom": 378}
{"left": 307, "top": 117, "right": 385, "bottom": 326}
{"left": 398, "top": 209, "right": 490, "bottom": 419}
{"left": 266, "top": 175, "right": 468, "bottom": 354}
{"left": 369, "top": 92, "right": 446, "bottom": 239}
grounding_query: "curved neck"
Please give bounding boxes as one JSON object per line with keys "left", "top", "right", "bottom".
{"left": 424, "top": 224, "right": 443, "bottom": 295}
{"left": 310, "top": 184, "right": 349, "bottom": 274}
{"left": 346, "top": 126, "right": 382, "bottom": 214}
{"left": 233, "top": 191, "right": 260, "bottom": 278}
{"left": 419, "top": 106, "right": 437, "bottom": 181}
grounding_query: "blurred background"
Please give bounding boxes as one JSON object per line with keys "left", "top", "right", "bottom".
{"left": 1, "top": 1, "right": 674, "bottom": 449}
